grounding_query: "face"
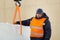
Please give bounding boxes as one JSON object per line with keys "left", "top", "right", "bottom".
{"left": 36, "top": 13, "right": 42, "bottom": 19}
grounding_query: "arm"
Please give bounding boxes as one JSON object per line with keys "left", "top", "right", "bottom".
{"left": 44, "top": 19, "right": 51, "bottom": 40}
{"left": 15, "top": 17, "right": 33, "bottom": 26}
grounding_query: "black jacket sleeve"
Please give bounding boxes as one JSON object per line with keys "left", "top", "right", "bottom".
{"left": 15, "top": 17, "right": 33, "bottom": 26}
{"left": 44, "top": 19, "right": 51, "bottom": 40}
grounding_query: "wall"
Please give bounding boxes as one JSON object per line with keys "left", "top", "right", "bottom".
{"left": 0, "top": 0, "right": 60, "bottom": 40}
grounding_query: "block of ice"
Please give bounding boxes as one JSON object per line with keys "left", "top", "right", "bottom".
{"left": 0, "top": 23, "right": 30, "bottom": 40}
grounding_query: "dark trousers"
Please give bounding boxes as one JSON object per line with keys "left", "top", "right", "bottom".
{"left": 30, "top": 37, "right": 44, "bottom": 40}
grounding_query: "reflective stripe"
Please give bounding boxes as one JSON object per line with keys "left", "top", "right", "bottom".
{"left": 30, "top": 26, "right": 43, "bottom": 30}
{"left": 31, "top": 32, "right": 43, "bottom": 36}
{"left": 43, "top": 23, "right": 45, "bottom": 25}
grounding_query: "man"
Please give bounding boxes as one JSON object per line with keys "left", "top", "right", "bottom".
{"left": 15, "top": 8, "right": 51, "bottom": 40}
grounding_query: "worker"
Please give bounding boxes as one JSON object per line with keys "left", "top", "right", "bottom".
{"left": 14, "top": 0, "right": 21, "bottom": 7}
{"left": 15, "top": 8, "right": 51, "bottom": 40}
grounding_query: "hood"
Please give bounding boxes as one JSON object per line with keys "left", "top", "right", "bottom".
{"left": 42, "top": 13, "right": 49, "bottom": 20}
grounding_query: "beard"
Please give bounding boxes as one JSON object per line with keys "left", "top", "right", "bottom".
{"left": 35, "top": 15, "right": 42, "bottom": 19}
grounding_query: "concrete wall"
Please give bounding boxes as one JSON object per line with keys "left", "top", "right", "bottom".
{"left": 0, "top": 0, "right": 60, "bottom": 40}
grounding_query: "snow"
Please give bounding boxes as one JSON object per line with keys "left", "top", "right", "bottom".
{"left": 0, "top": 23, "right": 30, "bottom": 40}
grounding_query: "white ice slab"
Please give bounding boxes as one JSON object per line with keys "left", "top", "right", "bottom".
{"left": 0, "top": 23, "right": 30, "bottom": 40}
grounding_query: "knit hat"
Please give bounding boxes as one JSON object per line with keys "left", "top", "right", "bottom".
{"left": 36, "top": 8, "right": 43, "bottom": 14}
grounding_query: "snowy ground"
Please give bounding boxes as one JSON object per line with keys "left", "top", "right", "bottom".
{"left": 0, "top": 23, "right": 30, "bottom": 40}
